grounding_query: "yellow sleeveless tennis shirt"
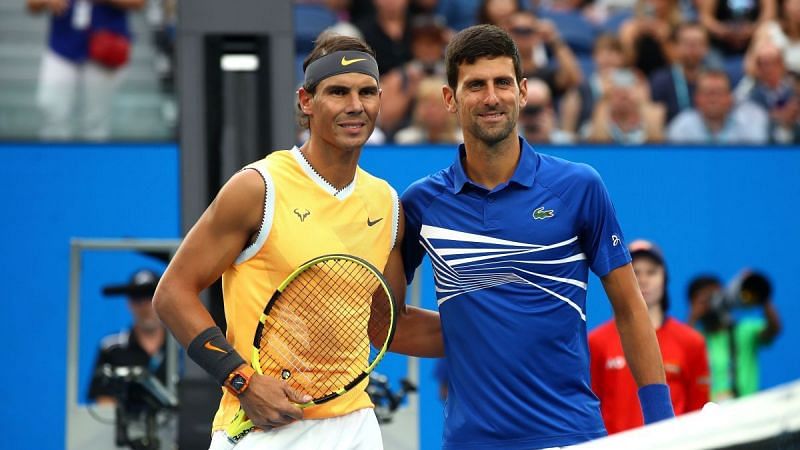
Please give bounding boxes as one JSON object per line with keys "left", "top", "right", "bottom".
{"left": 211, "top": 147, "right": 399, "bottom": 431}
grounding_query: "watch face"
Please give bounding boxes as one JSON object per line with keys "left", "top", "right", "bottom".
{"left": 231, "top": 374, "right": 246, "bottom": 392}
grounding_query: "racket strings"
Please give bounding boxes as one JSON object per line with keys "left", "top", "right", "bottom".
{"left": 256, "top": 258, "right": 392, "bottom": 399}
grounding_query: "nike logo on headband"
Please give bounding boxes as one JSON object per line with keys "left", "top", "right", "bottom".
{"left": 341, "top": 56, "right": 366, "bottom": 66}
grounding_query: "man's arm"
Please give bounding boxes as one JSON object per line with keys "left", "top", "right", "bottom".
{"left": 383, "top": 205, "right": 444, "bottom": 358}
{"left": 537, "top": 20, "right": 582, "bottom": 92}
{"left": 26, "top": 0, "right": 67, "bottom": 14}
{"left": 88, "top": 347, "right": 117, "bottom": 404}
{"left": 153, "top": 169, "right": 308, "bottom": 429}
{"left": 153, "top": 170, "right": 262, "bottom": 346}
{"left": 98, "top": 0, "right": 146, "bottom": 10}
{"left": 698, "top": 0, "right": 730, "bottom": 42}
{"left": 601, "top": 263, "right": 673, "bottom": 423}
{"left": 758, "top": 301, "right": 781, "bottom": 344}
{"left": 602, "top": 264, "right": 665, "bottom": 385}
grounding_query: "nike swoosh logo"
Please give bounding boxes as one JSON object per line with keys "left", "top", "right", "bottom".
{"left": 341, "top": 56, "right": 366, "bottom": 66}
{"left": 367, "top": 217, "right": 383, "bottom": 227}
{"left": 204, "top": 341, "right": 227, "bottom": 354}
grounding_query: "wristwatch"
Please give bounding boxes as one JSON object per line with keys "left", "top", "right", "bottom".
{"left": 225, "top": 366, "right": 256, "bottom": 396}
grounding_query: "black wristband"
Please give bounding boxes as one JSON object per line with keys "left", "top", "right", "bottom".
{"left": 187, "top": 326, "right": 247, "bottom": 385}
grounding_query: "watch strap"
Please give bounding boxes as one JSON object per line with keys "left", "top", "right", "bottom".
{"left": 225, "top": 365, "right": 256, "bottom": 396}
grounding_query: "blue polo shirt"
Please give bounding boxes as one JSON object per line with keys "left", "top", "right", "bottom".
{"left": 402, "top": 137, "right": 631, "bottom": 449}
{"left": 48, "top": 0, "right": 130, "bottom": 63}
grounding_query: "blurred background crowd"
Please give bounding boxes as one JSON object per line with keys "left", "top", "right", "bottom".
{"left": 5, "top": 0, "right": 800, "bottom": 145}
{"left": 3, "top": 3, "right": 798, "bottom": 449}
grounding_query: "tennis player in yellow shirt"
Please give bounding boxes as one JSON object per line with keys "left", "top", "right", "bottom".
{"left": 153, "top": 33, "right": 443, "bottom": 450}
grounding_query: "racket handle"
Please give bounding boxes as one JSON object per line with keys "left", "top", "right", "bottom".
{"left": 225, "top": 408, "right": 255, "bottom": 444}
{"left": 294, "top": 400, "right": 315, "bottom": 409}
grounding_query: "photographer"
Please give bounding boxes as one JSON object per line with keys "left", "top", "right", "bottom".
{"left": 687, "top": 272, "right": 782, "bottom": 402}
{"left": 88, "top": 269, "right": 167, "bottom": 404}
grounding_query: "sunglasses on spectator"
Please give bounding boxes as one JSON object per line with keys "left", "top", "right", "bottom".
{"left": 510, "top": 26, "right": 536, "bottom": 36}
{"left": 522, "top": 104, "right": 545, "bottom": 116}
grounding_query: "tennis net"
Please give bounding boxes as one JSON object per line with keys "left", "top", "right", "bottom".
{"left": 574, "top": 380, "right": 800, "bottom": 450}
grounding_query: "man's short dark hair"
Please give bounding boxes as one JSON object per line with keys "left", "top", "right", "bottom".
{"left": 687, "top": 275, "right": 722, "bottom": 303}
{"left": 444, "top": 24, "right": 523, "bottom": 91}
{"left": 672, "top": 21, "right": 708, "bottom": 43}
{"left": 593, "top": 33, "right": 623, "bottom": 55}
{"left": 297, "top": 32, "right": 377, "bottom": 129}
{"left": 697, "top": 68, "right": 731, "bottom": 88}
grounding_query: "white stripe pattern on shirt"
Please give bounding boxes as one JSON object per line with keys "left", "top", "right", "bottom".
{"left": 420, "top": 224, "right": 588, "bottom": 320}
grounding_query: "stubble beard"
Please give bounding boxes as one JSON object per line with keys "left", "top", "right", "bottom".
{"left": 314, "top": 121, "right": 372, "bottom": 152}
{"left": 336, "top": 113, "right": 373, "bottom": 151}
{"left": 468, "top": 110, "right": 517, "bottom": 148}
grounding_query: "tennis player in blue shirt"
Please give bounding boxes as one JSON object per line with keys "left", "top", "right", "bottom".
{"left": 401, "top": 25, "right": 674, "bottom": 449}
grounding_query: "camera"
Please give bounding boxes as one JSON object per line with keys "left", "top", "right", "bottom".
{"left": 98, "top": 364, "right": 177, "bottom": 413}
{"left": 95, "top": 364, "right": 177, "bottom": 449}
{"left": 701, "top": 270, "right": 772, "bottom": 330}
{"left": 366, "top": 372, "right": 417, "bottom": 424}
{"left": 407, "top": 60, "right": 444, "bottom": 78}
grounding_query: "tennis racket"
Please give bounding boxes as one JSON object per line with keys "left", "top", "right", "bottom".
{"left": 225, "top": 254, "right": 397, "bottom": 442}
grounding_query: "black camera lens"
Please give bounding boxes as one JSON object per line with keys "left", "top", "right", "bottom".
{"left": 739, "top": 272, "right": 771, "bottom": 305}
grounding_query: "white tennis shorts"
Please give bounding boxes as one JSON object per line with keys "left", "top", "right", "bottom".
{"left": 209, "top": 408, "right": 382, "bottom": 450}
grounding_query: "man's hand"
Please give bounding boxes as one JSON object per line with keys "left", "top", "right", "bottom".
{"left": 769, "top": 98, "right": 799, "bottom": 127}
{"left": 643, "top": 18, "right": 671, "bottom": 42}
{"left": 27, "top": 0, "right": 67, "bottom": 15}
{"left": 49, "top": 0, "right": 68, "bottom": 15}
{"left": 536, "top": 20, "right": 561, "bottom": 47}
{"left": 238, "top": 374, "right": 311, "bottom": 429}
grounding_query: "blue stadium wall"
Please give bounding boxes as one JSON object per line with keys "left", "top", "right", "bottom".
{"left": 1, "top": 143, "right": 798, "bottom": 450}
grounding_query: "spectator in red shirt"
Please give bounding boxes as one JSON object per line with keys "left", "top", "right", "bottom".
{"left": 589, "top": 239, "right": 710, "bottom": 434}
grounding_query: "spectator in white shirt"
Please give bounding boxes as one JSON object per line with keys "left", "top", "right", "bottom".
{"left": 668, "top": 69, "right": 769, "bottom": 143}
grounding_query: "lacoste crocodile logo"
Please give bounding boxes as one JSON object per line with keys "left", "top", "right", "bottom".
{"left": 532, "top": 207, "right": 554, "bottom": 220}
{"left": 294, "top": 208, "right": 311, "bottom": 222}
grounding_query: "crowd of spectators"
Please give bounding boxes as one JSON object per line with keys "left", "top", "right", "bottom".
{"left": 24, "top": 0, "right": 800, "bottom": 144}
{"left": 24, "top": 0, "right": 177, "bottom": 141}
{"left": 298, "top": 0, "right": 800, "bottom": 145}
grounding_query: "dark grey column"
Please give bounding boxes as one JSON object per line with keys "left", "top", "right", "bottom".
{"left": 178, "top": 0, "right": 294, "bottom": 231}
{"left": 175, "top": 3, "right": 294, "bottom": 447}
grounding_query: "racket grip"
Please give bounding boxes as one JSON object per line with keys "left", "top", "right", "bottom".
{"left": 225, "top": 408, "right": 255, "bottom": 444}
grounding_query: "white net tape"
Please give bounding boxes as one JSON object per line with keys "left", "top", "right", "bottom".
{"left": 574, "top": 380, "right": 800, "bottom": 450}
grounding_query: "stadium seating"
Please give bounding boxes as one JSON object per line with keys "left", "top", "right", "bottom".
{"left": 294, "top": 3, "right": 338, "bottom": 55}
{"left": 537, "top": 9, "right": 599, "bottom": 56}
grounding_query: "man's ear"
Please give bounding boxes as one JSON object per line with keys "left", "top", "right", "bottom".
{"left": 519, "top": 77, "right": 528, "bottom": 109}
{"left": 298, "top": 87, "right": 313, "bottom": 116}
{"left": 443, "top": 84, "right": 457, "bottom": 113}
